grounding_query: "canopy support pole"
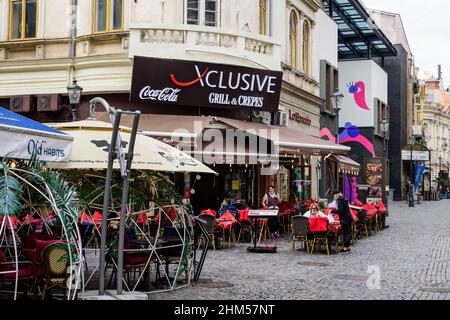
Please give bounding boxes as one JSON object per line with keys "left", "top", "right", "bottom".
{"left": 90, "top": 97, "right": 141, "bottom": 296}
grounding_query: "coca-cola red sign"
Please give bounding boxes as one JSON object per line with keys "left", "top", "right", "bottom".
{"left": 130, "top": 56, "right": 282, "bottom": 112}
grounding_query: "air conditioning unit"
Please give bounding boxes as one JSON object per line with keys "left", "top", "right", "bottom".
{"left": 273, "top": 111, "right": 288, "bottom": 127}
{"left": 10, "top": 95, "right": 35, "bottom": 113}
{"left": 37, "top": 94, "right": 61, "bottom": 112}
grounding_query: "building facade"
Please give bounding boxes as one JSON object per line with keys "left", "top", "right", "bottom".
{"left": 0, "top": 0, "right": 353, "bottom": 211}
{"left": 422, "top": 77, "right": 450, "bottom": 186}
{"left": 368, "top": 9, "right": 418, "bottom": 200}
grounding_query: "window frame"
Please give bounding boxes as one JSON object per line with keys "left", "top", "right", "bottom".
{"left": 185, "top": 0, "right": 219, "bottom": 27}
{"left": 320, "top": 60, "right": 339, "bottom": 114}
{"left": 302, "top": 20, "right": 310, "bottom": 75}
{"left": 8, "top": 0, "right": 39, "bottom": 41}
{"left": 259, "top": 0, "right": 268, "bottom": 35}
{"left": 92, "top": 0, "right": 124, "bottom": 34}
{"left": 375, "top": 98, "right": 390, "bottom": 139}
{"left": 289, "top": 10, "right": 298, "bottom": 70}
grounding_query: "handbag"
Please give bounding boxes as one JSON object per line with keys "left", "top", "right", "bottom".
{"left": 309, "top": 216, "right": 328, "bottom": 232}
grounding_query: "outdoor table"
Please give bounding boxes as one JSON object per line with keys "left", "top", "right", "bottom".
{"left": 247, "top": 210, "right": 279, "bottom": 253}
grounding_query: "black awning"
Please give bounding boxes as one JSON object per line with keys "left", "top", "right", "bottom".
{"left": 323, "top": 0, "right": 397, "bottom": 60}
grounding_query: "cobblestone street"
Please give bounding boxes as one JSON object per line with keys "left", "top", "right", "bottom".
{"left": 152, "top": 201, "right": 450, "bottom": 300}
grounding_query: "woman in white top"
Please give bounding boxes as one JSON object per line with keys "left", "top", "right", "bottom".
{"left": 303, "top": 203, "right": 335, "bottom": 224}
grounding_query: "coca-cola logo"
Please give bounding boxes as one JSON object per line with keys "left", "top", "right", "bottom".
{"left": 139, "top": 86, "right": 181, "bottom": 102}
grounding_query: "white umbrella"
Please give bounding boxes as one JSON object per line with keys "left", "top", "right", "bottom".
{"left": 0, "top": 107, "right": 73, "bottom": 162}
{"left": 45, "top": 120, "right": 216, "bottom": 174}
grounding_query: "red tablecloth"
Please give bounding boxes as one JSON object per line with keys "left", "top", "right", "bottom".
{"left": 216, "top": 211, "right": 237, "bottom": 230}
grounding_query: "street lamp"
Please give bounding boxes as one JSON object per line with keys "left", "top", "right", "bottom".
{"left": 331, "top": 90, "right": 345, "bottom": 143}
{"left": 67, "top": 79, "right": 83, "bottom": 121}
{"left": 380, "top": 118, "right": 389, "bottom": 159}
{"left": 439, "top": 155, "right": 443, "bottom": 177}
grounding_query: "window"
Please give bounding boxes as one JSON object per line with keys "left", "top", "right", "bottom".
{"left": 376, "top": 99, "right": 389, "bottom": 138}
{"left": 302, "top": 20, "right": 310, "bottom": 74}
{"left": 289, "top": 11, "right": 298, "bottom": 69}
{"left": 325, "top": 64, "right": 331, "bottom": 112}
{"left": 321, "top": 60, "right": 339, "bottom": 113}
{"left": 93, "top": 0, "right": 123, "bottom": 33}
{"left": 9, "top": 0, "right": 37, "bottom": 40}
{"left": 259, "top": 0, "right": 268, "bottom": 35}
{"left": 186, "top": 0, "right": 218, "bottom": 27}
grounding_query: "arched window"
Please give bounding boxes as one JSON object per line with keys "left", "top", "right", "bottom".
{"left": 302, "top": 20, "right": 310, "bottom": 74}
{"left": 289, "top": 11, "right": 298, "bottom": 69}
{"left": 259, "top": 0, "right": 268, "bottom": 35}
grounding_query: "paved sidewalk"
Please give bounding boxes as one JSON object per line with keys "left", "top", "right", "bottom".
{"left": 151, "top": 200, "right": 450, "bottom": 300}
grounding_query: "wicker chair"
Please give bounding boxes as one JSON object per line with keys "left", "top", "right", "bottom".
{"left": 41, "top": 243, "right": 70, "bottom": 300}
{"left": 197, "top": 214, "right": 221, "bottom": 250}
{"left": 310, "top": 220, "right": 331, "bottom": 256}
{"left": 291, "top": 215, "right": 310, "bottom": 252}
{"left": 356, "top": 210, "right": 370, "bottom": 238}
{"left": 237, "top": 219, "right": 253, "bottom": 243}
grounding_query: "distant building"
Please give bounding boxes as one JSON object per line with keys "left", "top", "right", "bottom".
{"left": 422, "top": 77, "right": 450, "bottom": 185}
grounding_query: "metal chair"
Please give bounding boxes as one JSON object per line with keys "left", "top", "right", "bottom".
{"left": 237, "top": 219, "right": 253, "bottom": 243}
{"left": 291, "top": 215, "right": 310, "bottom": 253}
{"left": 40, "top": 242, "right": 69, "bottom": 300}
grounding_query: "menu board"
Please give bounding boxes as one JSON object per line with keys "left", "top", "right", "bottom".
{"left": 364, "top": 158, "right": 387, "bottom": 199}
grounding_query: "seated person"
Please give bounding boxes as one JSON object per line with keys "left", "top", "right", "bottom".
{"left": 303, "top": 203, "right": 335, "bottom": 224}
{"left": 217, "top": 198, "right": 238, "bottom": 218}
{"left": 234, "top": 198, "right": 248, "bottom": 210}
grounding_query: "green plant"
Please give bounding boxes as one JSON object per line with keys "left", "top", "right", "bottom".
{"left": 0, "top": 162, "right": 24, "bottom": 217}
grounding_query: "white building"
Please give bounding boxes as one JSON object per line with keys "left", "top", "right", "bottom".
{"left": 422, "top": 77, "right": 450, "bottom": 182}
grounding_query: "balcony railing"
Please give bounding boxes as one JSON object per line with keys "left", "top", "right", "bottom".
{"left": 129, "top": 24, "right": 281, "bottom": 70}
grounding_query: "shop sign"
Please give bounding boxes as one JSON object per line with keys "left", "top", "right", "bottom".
{"left": 232, "top": 180, "right": 240, "bottom": 190}
{"left": 401, "top": 150, "right": 429, "bottom": 161}
{"left": 130, "top": 56, "right": 283, "bottom": 112}
{"left": 288, "top": 110, "right": 311, "bottom": 126}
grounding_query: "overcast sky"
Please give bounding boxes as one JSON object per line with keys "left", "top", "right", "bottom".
{"left": 361, "top": 0, "right": 449, "bottom": 88}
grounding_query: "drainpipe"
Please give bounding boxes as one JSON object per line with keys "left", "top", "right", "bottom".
{"left": 70, "top": 0, "right": 77, "bottom": 59}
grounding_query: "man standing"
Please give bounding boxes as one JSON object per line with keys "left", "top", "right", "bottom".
{"left": 262, "top": 185, "right": 281, "bottom": 238}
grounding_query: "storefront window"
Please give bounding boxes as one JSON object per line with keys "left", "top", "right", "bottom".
{"left": 9, "top": 0, "right": 37, "bottom": 40}
{"left": 94, "top": 0, "right": 123, "bottom": 33}
{"left": 293, "top": 156, "right": 312, "bottom": 201}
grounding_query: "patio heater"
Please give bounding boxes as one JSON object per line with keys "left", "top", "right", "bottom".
{"left": 88, "top": 97, "right": 141, "bottom": 296}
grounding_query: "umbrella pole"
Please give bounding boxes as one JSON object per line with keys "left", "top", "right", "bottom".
{"left": 116, "top": 111, "right": 140, "bottom": 295}
{"left": 98, "top": 112, "right": 122, "bottom": 296}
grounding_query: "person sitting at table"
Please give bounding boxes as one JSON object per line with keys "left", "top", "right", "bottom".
{"left": 303, "top": 203, "right": 335, "bottom": 224}
{"left": 217, "top": 198, "right": 238, "bottom": 218}
{"left": 234, "top": 198, "right": 248, "bottom": 210}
